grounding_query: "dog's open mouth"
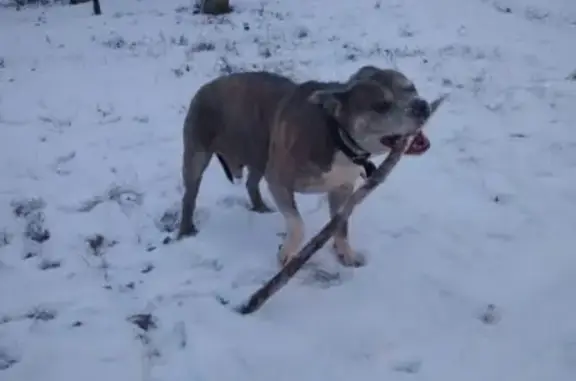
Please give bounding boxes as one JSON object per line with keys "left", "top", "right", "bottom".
{"left": 380, "top": 131, "right": 430, "bottom": 155}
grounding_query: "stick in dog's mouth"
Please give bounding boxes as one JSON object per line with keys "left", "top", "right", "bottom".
{"left": 380, "top": 131, "right": 430, "bottom": 156}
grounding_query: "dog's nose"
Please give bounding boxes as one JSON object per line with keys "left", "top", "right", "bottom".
{"left": 409, "top": 98, "right": 431, "bottom": 120}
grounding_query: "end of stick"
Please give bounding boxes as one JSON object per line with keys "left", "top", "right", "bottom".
{"left": 430, "top": 93, "right": 449, "bottom": 113}
{"left": 234, "top": 299, "right": 260, "bottom": 315}
{"left": 234, "top": 303, "right": 251, "bottom": 315}
{"left": 215, "top": 295, "right": 253, "bottom": 315}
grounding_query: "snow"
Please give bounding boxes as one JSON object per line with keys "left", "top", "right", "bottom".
{"left": 1, "top": 0, "right": 575, "bottom": 379}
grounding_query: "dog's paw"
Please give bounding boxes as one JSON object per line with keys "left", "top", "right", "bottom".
{"left": 276, "top": 245, "right": 296, "bottom": 267}
{"left": 332, "top": 241, "right": 367, "bottom": 268}
{"left": 277, "top": 253, "right": 290, "bottom": 267}
{"left": 249, "top": 204, "right": 275, "bottom": 214}
{"left": 335, "top": 250, "right": 366, "bottom": 268}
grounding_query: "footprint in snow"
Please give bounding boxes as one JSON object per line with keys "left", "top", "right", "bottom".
{"left": 0, "top": 348, "right": 20, "bottom": 371}
{"left": 216, "top": 195, "right": 251, "bottom": 210}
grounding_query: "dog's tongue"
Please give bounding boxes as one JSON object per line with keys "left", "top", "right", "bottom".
{"left": 405, "top": 131, "right": 430, "bottom": 155}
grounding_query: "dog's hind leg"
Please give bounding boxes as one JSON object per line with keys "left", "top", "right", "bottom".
{"left": 177, "top": 149, "right": 213, "bottom": 239}
{"left": 246, "top": 169, "right": 273, "bottom": 213}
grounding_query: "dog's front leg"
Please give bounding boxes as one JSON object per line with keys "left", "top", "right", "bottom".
{"left": 328, "top": 184, "right": 366, "bottom": 267}
{"left": 268, "top": 183, "right": 304, "bottom": 266}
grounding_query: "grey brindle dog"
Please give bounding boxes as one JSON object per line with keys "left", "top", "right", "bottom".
{"left": 177, "top": 67, "right": 432, "bottom": 269}
{"left": 265, "top": 68, "right": 431, "bottom": 267}
{"left": 177, "top": 71, "right": 297, "bottom": 238}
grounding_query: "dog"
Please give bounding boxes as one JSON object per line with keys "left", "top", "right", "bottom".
{"left": 264, "top": 68, "right": 432, "bottom": 267}
{"left": 177, "top": 71, "right": 298, "bottom": 238}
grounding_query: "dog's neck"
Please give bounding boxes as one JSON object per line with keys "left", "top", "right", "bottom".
{"left": 324, "top": 114, "right": 376, "bottom": 178}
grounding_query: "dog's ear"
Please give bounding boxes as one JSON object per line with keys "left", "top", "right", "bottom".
{"left": 307, "top": 86, "right": 351, "bottom": 118}
{"left": 348, "top": 65, "right": 380, "bottom": 83}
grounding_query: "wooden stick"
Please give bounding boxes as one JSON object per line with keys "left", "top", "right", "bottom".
{"left": 235, "top": 95, "right": 448, "bottom": 315}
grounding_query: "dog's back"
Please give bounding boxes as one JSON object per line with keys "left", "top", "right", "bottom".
{"left": 185, "top": 71, "right": 297, "bottom": 174}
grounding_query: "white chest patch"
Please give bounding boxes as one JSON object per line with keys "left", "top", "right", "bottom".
{"left": 295, "top": 153, "right": 365, "bottom": 194}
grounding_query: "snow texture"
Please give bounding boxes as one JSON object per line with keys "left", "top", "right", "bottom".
{"left": 1, "top": 0, "right": 575, "bottom": 380}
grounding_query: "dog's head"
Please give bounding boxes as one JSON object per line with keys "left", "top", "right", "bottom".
{"left": 308, "top": 67, "right": 431, "bottom": 156}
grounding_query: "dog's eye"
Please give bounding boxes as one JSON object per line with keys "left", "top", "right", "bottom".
{"left": 371, "top": 101, "right": 392, "bottom": 113}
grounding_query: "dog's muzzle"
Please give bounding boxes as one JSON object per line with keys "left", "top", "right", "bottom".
{"left": 378, "top": 97, "right": 433, "bottom": 155}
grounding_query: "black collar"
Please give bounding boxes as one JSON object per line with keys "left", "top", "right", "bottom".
{"left": 325, "top": 115, "right": 377, "bottom": 178}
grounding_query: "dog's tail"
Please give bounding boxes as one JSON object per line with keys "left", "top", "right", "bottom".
{"left": 215, "top": 153, "right": 235, "bottom": 184}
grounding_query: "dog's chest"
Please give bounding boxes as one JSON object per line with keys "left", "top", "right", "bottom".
{"left": 294, "top": 153, "right": 364, "bottom": 194}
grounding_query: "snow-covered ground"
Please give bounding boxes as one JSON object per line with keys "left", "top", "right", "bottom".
{"left": 1, "top": 0, "right": 575, "bottom": 379}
